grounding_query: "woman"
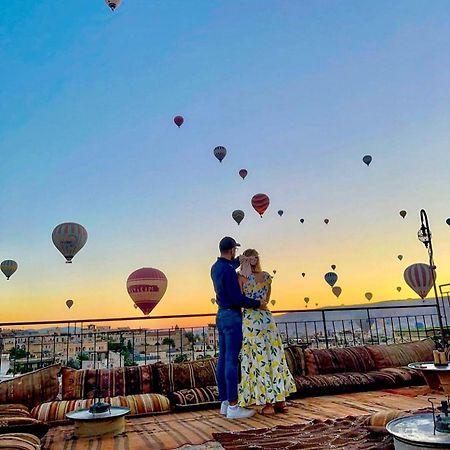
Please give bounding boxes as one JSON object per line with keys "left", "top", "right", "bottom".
{"left": 237, "top": 249, "right": 296, "bottom": 415}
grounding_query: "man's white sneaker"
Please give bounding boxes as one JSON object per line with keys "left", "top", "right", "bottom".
{"left": 226, "top": 405, "right": 255, "bottom": 419}
{"left": 220, "top": 400, "right": 229, "bottom": 416}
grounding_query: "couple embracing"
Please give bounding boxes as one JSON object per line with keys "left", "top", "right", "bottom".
{"left": 211, "top": 236, "right": 296, "bottom": 419}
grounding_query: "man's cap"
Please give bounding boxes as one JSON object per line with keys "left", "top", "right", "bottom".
{"left": 219, "top": 236, "right": 240, "bottom": 252}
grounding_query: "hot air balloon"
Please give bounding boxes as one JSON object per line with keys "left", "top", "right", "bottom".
{"left": 399, "top": 210, "right": 407, "bottom": 219}
{"left": 1, "top": 260, "right": 17, "bottom": 280}
{"left": 403, "top": 263, "right": 435, "bottom": 299}
{"left": 315, "top": 302, "right": 319, "bottom": 307}
{"left": 232, "top": 210, "right": 245, "bottom": 225}
{"left": 52, "top": 223, "right": 88, "bottom": 263}
{"left": 273, "top": 269, "right": 277, "bottom": 274}
{"left": 446, "top": 218, "right": 450, "bottom": 226}
{"left": 105, "top": 0, "right": 121, "bottom": 11}
{"left": 324, "top": 272, "right": 338, "bottom": 287}
{"left": 127, "top": 268, "right": 168, "bottom": 315}
{"left": 301, "top": 273, "right": 306, "bottom": 277}
{"left": 299, "top": 218, "right": 305, "bottom": 224}
{"left": 365, "top": 292, "right": 373, "bottom": 301}
{"left": 211, "top": 298, "right": 216, "bottom": 304}
{"left": 397, "top": 286, "right": 402, "bottom": 292}
{"left": 331, "top": 264, "right": 336, "bottom": 270}
{"left": 271, "top": 299, "right": 276, "bottom": 306}
{"left": 213, "top": 146, "right": 227, "bottom": 163}
{"left": 362, "top": 155, "right": 372, "bottom": 166}
{"left": 239, "top": 169, "right": 248, "bottom": 180}
{"left": 174, "top": 116, "right": 184, "bottom": 127}
{"left": 304, "top": 297, "right": 310, "bottom": 305}
{"left": 251, "top": 193, "right": 270, "bottom": 217}
{"left": 278, "top": 210, "right": 284, "bottom": 217}
{"left": 332, "top": 286, "right": 342, "bottom": 298}
{"left": 324, "top": 219, "right": 329, "bottom": 224}
{"left": 397, "top": 255, "right": 403, "bottom": 261}
{"left": 66, "top": 299, "right": 73, "bottom": 309}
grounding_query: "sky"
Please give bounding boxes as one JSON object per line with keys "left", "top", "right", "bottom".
{"left": 0, "top": 0, "right": 449, "bottom": 329}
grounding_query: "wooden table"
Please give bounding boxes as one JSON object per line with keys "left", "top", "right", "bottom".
{"left": 66, "top": 406, "right": 130, "bottom": 437}
{"left": 409, "top": 362, "right": 450, "bottom": 392}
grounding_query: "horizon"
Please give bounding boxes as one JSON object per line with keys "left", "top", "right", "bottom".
{"left": 1, "top": 1, "right": 449, "bottom": 327}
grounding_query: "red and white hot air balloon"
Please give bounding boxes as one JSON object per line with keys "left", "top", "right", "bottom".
{"left": 127, "top": 268, "right": 168, "bottom": 315}
{"left": 251, "top": 193, "right": 270, "bottom": 217}
{"left": 174, "top": 116, "right": 184, "bottom": 127}
{"left": 403, "top": 263, "right": 435, "bottom": 299}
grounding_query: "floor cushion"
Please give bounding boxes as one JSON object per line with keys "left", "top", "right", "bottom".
{"left": 169, "top": 386, "right": 219, "bottom": 408}
{"left": 154, "top": 359, "right": 217, "bottom": 395}
{"left": 31, "top": 393, "right": 170, "bottom": 423}
{"left": 61, "top": 365, "right": 154, "bottom": 400}
{"left": 0, "top": 405, "right": 31, "bottom": 419}
{"left": 293, "top": 372, "right": 375, "bottom": 396}
{"left": 284, "top": 346, "right": 307, "bottom": 377}
{"left": 366, "top": 339, "right": 435, "bottom": 369}
{"left": 378, "top": 367, "right": 425, "bottom": 385}
{"left": 0, "top": 417, "right": 48, "bottom": 439}
{"left": 0, "top": 433, "right": 41, "bottom": 449}
{"left": 0, "top": 364, "right": 60, "bottom": 409}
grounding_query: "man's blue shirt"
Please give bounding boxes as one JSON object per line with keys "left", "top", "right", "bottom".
{"left": 210, "top": 257, "right": 260, "bottom": 309}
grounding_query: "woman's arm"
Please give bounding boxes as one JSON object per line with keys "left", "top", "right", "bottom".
{"left": 238, "top": 274, "right": 245, "bottom": 293}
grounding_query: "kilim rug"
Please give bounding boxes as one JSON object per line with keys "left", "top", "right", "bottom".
{"left": 213, "top": 415, "right": 393, "bottom": 450}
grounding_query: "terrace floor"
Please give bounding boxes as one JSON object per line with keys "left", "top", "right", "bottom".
{"left": 42, "top": 386, "right": 434, "bottom": 450}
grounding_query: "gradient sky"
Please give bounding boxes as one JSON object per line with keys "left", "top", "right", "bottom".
{"left": 1, "top": 1, "right": 449, "bottom": 329}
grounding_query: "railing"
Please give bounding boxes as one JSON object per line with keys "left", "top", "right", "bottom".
{"left": 0, "top": 302, "right": 445, "bottom": 376}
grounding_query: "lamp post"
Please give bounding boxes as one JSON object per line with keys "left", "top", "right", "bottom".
{"left": 417, "top": 209, "right": 446, "bottom": 344}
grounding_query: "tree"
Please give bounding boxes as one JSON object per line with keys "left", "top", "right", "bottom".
{"left": 9, "top": 347, "right": 28, "bottom": 360}
{"left": 184, "top": 332, "right": 196, "bottom": 344}
{"left": 174, "top": 354, "right": 189, "bottom": 363}
{"left": 162, "top": 338, "right": 175, "bottom": 348}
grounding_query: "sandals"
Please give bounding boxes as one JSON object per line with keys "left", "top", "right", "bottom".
{"left": 274, "top": 401, "right": 289, "bottom": 413}
{"left": 260, "top": 405, "right": 276, "bottom": 416}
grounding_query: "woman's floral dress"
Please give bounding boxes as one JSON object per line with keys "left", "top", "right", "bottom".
{"left": 238, "top": 272, "right": 296, "bottom": 407}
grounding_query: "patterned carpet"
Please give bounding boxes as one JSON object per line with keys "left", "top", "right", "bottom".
{"left": 41, "top": 388, "right": 434, "bottom": 450}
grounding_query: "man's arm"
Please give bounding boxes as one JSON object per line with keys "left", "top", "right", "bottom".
{"left": 224, "top": 267, "right": 261, "bottom": 309}
{"left": 229, "top": 256, "right": 240, "bottom": 270}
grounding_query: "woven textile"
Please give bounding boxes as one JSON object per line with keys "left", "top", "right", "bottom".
{"left": 367, "top": 339, "right": 435, "bottom": 369}
{"left": 305, "top": 346, "right": 377, "bottom": 376}
{"left": 154, "top": 359, "right": 217, "bottom": 395}
{"left": 0, "top": 364, "right": 60, "bottom": 409}
{"left": 31, "top": 393, "right": 170, "bottom": 423}
{"left": 213, "top": 415, "right": 392, "bottom": 449}
{"left": 284, "top": 346, "right": 307, "bottom": 377}
{"left": 0, "top": 405, "right": 30, "bottom": 419}
{"left": 294, "top": 372, "right": 376, "bottom": 396}
{"left": 170, "top": 386, "right": 219, "bottom": 408}
{"left": 61, "top": 365, "right": 154, "bottom": 400}
{"left": 0, "top": 433, "right": 41, "bottom": 449}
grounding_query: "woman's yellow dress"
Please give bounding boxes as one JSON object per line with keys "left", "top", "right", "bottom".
{"left": 238, "top": 272, "right": 296, "bottom": 407}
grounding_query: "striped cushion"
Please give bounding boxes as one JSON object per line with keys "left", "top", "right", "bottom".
{"left": 367, "top": 339, "right": 435, "bottom": 369}
{"left": 284, "top": 346, "right": 307, "bottom": 377}
{"left": 155, "top": 359, "right": 217, "bottom": 395}
{"left": 0, "top": 405, "right": 30, "bottom": 419}
{"left": 0, "top": 433, "right": 41, "bottom": 449}
{"left": 61, "top": 365, "right": 154, "bottom": 400}
{"left": 31, "top": 393, "right": 170, "bottom": 422}
{"left": 170, "top": 386, "right": 219, "bottom": 408}
{"left": 0, "top": 364, "right": 60, "bottom": 409}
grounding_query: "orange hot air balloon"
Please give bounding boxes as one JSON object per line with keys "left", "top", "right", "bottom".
{"left": 66, "top": 299, "right": 74, "bottom": 309}
{"left": 127, "top": 268, "right": 168, "bottom": 315}
{"left": 251, "top": 193, "right": 270, "bottom": 217}
{"left": 239, "top": 169, "right": 248, "bottom": 180}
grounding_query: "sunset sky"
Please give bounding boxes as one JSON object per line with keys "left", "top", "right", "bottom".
{"left": 1, "top": 1, "right": 449, "bottom": 329}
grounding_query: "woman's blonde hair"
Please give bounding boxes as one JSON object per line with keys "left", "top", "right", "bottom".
{"left": 242, "top": 248, "right": 262, "bottom": 273}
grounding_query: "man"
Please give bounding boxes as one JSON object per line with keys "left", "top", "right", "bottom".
{"left": 210, "top": 236, "right": 268, "bottom": 419}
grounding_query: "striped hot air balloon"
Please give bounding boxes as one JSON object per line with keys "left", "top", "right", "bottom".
{"left": 1, "top": 260, "right": 18, "bottom": 280}
{"left": 213, "top": 146, "right": 227, "bottom": 162}
{"left": 232, "top": 210, "right": 245, "bottom": 225}
{"left": 127, "top": 268, "right": 168, "bottom": 315}
{"left": 52, "top": 223, "right": 88, "bottom": 263}
{"left": 105, "top": 0, "right": 121, "bottom": 11}
{"left": 251, "top": 193, "right": 270, "bottom": 217}
{"left": 404, "top": 263, "right": 435, "bottom": 299}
